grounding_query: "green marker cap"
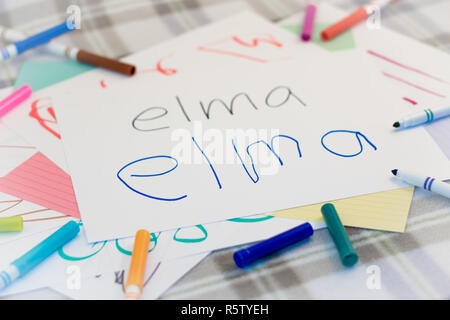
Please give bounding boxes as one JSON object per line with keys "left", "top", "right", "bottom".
{"left": 0, "top": 216, "right": 24, "bottom": 232}
{"left": 321, "top": 203, "right": 358, "bottom": 267}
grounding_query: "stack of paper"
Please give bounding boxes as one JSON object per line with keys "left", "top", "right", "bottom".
{"left": 0, "top": 4, "right": 449, "bottom": 299}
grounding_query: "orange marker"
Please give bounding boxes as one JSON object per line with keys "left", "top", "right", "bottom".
{"left": 321, "top": 0, "right": 397, "bottom": 41}
{"left": 124, "top": 229, "right": 150, "bottom": 300}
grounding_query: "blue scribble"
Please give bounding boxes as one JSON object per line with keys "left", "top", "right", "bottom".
{"left": 233, "top": 134, "right": 302, "bottom": 183}
{"left": 192, "top": 137, "right": 222, "bottom": 189}
{"left": 321, "top": 130, "right": 377, "bottom": 157}
{"left": 117, "top": 155, "right": 187, "bottom": 201}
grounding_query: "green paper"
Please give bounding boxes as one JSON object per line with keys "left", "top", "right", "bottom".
{"left": 14, "top": 60, "right": 95, "bottom": 91}
{"left": 282, "top": 23, "right": 356, "bottom": 52}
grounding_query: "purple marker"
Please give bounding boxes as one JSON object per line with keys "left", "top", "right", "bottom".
{"left": 301, "top": 2, "right": 317, "bottom": 42}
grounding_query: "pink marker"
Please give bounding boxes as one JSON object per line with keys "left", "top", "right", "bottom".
{"left": 0, "top": 85, "right": 32, "bottom": 118}
{"left": 301, "top": 2, "right": 317, "bottom": 42}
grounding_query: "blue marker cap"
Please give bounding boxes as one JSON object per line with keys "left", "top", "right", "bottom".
{"left": 14, "top": 21, "right": 75, "bottom": 54}
{"left": 233, "top": 222, "right": 313, "bottom": 268}
{"left": 11, "top": 221, "right": 80, "bottom": 276}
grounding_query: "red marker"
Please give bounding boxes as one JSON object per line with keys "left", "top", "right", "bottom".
{"left": 321, "top": 0, "right": 397, "bottom": 41}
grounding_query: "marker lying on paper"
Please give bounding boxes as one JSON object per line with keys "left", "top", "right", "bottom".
{"left": 0, "top": 221, "right": 80, "bottom": 291}
{"left": 321, "top": 203, "right": 358, "bottom": 267}
{"left": 393, "top": 105, "right": 450, "bottom": 129}
{"left": 301, "top": 1, "right": 317, "bottom": 41}
{"left": 125, "top": 229, "right": 150, "bottom": 300}
{"left": 0, "top": 216, "right": 23, "bottom": 232}
{"left": 233, "top": 222, "right": 313, "bottom": 268}
{"left": 0, "top": 21, "right": 74, "bottom": 60}
{"left": 0, "top": 25, "right": 136, "bottom": 76}
{"left": 392, "top": 169, "right": 450, "bottom": 199}
{"left": 0, "top": 85, "right": 32, "bottom": 118}
{"left": 321, "top": 0, "right": 397, "bottom": 41}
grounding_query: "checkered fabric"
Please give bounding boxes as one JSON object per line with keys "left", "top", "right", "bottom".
{"left": 1, "top": 0, "right": 450, "bottom": 299}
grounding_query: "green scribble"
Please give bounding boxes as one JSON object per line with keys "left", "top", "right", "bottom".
{"left": 173, "top": 225, "right": 208, "bottom": 243}
{"left": 58, "top": 241, "right": 107, "bottom": 261}
{"left": 228, "top": 216, "right": 274, "bottom": 223}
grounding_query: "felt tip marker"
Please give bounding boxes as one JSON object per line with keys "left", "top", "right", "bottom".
{"left": 393, "top": 105, "right": 450, "bottom": 129}
{"left": 321, "top": 0, "right": 397, "bottom": 41}
{"left": 124, "top": 229, "right": 151, "bottom": 300}
{"left": 0, "top": 25, "right": 136, "bottom": 75}
{"left": 392, "top": 169, "right": 450, "bottom": 199}
{"left": 301, "top": 1, "right": 317, "bottom": 42}
{"left": 0, "top": 21, "right": 75, "bottom": 60}
{"left": 0, "top": 221, "right": 80, "bottom": 291}
{"left": 0, "top": 85, "right": 32, "bottom": 118}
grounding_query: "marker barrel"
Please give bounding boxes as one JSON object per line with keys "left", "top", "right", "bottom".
{"left": 395, "top": 169, "right": 450, "bottom": 198}
{"left": 0, "top": 216, "right": 23, "bottom": 232}
{"left": 76, "top": 50, "right": 136, "bottom": 76}
{"left": 397, "top": 106, "right": 450, "bottom": 128}
{"left": 321, "top": 203, "right": 358, "bottom": 267}
{"left": 125, "top": 229, "right": 150, "bottom": 299}
{"left": 14, "top": 21, "right": 74, "bottom": 54}
{"left": 0, "top": 85, "right": 32, "bottom": 118}
{"left": 0, "top": 221, "right": 80, "bottom": 291}
{"left": 12, "top": 221, "right": 80, "bottom": 276}
{"left": 301, "top": 3, "right": 317, "bottom": 41}
{"left": 233, "top": 222, "right": 314, "bottom": 268}
{"left": 321, "top": 7, "right": 367, "bottom": 41}
{"left": 0, "top": 25, "right": 136, "bottom": 75}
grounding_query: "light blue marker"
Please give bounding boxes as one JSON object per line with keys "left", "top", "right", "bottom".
{"left": 0, "top": 221, "right": 80, "bottom": 291}
{"left": 0, "top": 21, "right": 75, "bottom": 61}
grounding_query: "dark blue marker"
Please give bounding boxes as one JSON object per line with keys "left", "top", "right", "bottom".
{"left": 233, "top": 222, "right": 313, "bottom": 268}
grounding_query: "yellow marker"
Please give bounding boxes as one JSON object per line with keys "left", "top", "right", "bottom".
{"left": 0, "top": 216, "right": 23, "bottom": 232}
{"left": 124, "top": 229, "right": 150, "bottom": 300}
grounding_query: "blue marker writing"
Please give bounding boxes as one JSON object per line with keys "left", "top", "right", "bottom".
{"left": 0, "top": 21, "right": 75, "bottom": 61}
{"left": 321, "top": 130, "right": 377, "bottom": 158}
{"left": 233, "top": 134, "right": 302, "bottom": 183}
{"left": 117, "top": 155, "right": 187, "bottom": 201}
{"left": 0, "top": 221, "right": 80, "bottom": 291}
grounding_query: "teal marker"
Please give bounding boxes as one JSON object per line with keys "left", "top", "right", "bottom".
{"left": 0, "top": 221, "right": 80, "bottom": 291}
{"left": 321, "top": 203, "right": 358, "bottom": 267}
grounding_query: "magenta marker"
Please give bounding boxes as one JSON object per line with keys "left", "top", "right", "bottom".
{"left": 301, "top": 2, "right": 317, "bottom": 42}
{"left": 0, "top": 85, "right": 32, "bottom": 118}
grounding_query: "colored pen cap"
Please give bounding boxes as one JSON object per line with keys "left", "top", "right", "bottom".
{"left": 233, "top": 222, "right": 314, "bottom": 268}
{"left": 14, "top": 21, "right": 75, "bottom": 54}
{"left": 321, "top": 203, "right": 358, "bottom": 267}
{"left": 0, "top": 216, "right": 23, "bottom": 232}
{"left": 12, "top": 220, "right": 80, "bottom": 275}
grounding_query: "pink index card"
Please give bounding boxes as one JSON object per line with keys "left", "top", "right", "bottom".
{"left": 0, "top": 152, "right": 80, "bottom": 218}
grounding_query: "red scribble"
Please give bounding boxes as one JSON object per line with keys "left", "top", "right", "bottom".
{"left": 29, "top": 97, "right": 61, "bottom": 139}
{"left": 198, "top": 34, "right": 284, "bottom": 63}
{"left": 100, "top": 80, "right": 107, "bottom": 88}
{"left": 381, "top": 72, "right": 446, "bottom": 98}
{"left": 367, "top": 50, "right": 450, "bottom": 85}
{"left": 198, "top": 45, "right": 268, "bottom": 63}
{"left": 403, "top": 97, "right": 417, "bottom": 105}
{"left": 231, "top": 35, "right": 283, "bottom": 48}
{"left": 141, "top": 54, "right": 177, "bottom": 76}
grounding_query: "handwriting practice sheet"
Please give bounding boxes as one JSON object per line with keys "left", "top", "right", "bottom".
{"left": 38, "top": 12, "right": 450, "bottom": 242}
{"left": 279, "top": 3, "right": 450, "bottom": 158}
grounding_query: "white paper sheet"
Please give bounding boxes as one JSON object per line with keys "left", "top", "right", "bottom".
{"left": 40, "top": 12, "right": 449, "bottom": 242}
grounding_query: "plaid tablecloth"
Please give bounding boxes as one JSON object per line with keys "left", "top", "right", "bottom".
{"left": 1, "top": 0, "right": 450, "bottom": 300}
